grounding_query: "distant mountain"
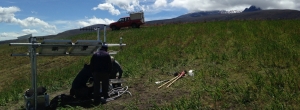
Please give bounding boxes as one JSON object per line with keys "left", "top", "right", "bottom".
{"left": 177, "top": 10, "right": 242, "bottom": 18}
{"left": 0, "top": 24, "right": 108, "bottom": 44}
{"left": 243, "top": 5, "right": 262, "bottom": 12}
{"left": 145, "top": 9, "right": 300, "bottom": 25}
{"left": 1, "top": 8, "right": 300, "bottom": 44}
{"left": 35, "top": 24, "right": 108, "bottom": 40}
{"left": 177, "top": 5, "right": 262, "bottom": 19}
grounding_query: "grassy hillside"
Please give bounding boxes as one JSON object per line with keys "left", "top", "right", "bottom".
{"left": 0, "top": 20, "right": 300, "bottom": 109}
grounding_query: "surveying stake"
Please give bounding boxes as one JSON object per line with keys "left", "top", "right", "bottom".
{"left": 157, "top": 71, "right": 186, "bottom": 89}
{"left": 9, "top": 26, "right": 126, "bottom": 110}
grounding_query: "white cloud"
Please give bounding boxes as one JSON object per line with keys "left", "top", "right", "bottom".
{"left": 154, "top": 0, "right": 168, "bottom": 8}
{"left": 0, "top": 6, "right": 20, "bottom": 14}
{"left": 52, "top": 20, "right": 71, "bottom": 25}
{"left": 0, "top": 32, "right": 25, "bottom": 38}
{"left": 93, "top": 0, "right": 145, "bottom": 15}
{"left": 0, "top": 6, "right": 56, "bottom": 29}
{"left": 52, "top": 20, "right": 82, "bottom": 30}
{"left": 95, "top": 0, "right": 300, "bottom": 16}
{"left": 0, "top": 6, "right": 57, "bottom": 38}
{"left": 21, "top": 17, "right": 56, "bottom": 29}
{"left": 31, "top": 11, "right": 37, "bottom": 14}
{"left": 106, "top": 0, "right": 141, "bottom": 12}
{"left": 169, "top": 0, "right": 300, "bottom": 12}
{"left": 50, "top": 17, "right": 115, "bottom": 34}
{"left": 77, "top": 16, "right": 115, "bottom": 27}
{"left": 22, "top": 29, "right": 38, "bottom": 34}
{"left": 92, "top": 3, "right": 121, "bottom": 15}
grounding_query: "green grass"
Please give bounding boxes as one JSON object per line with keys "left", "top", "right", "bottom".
{"left": 0, "top": 20, "right": 300, "bottom": 109}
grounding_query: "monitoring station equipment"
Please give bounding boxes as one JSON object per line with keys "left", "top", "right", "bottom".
{"left": 9, "top": 25, "right": 126, "bottom": 110}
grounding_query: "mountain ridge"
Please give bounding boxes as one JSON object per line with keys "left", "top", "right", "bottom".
{"left": 1, "top": 9, "right": 300, "bottom": 44}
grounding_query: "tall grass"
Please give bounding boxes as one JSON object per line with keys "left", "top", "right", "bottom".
{"left": 0, "top": 20, "right": 299, "bottom": 109}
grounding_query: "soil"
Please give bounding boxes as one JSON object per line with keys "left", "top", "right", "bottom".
{"left": 0, "top": 75, "right": 190, "bottom": 110}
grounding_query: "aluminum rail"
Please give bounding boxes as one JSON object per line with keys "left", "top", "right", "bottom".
{"left": 104, "top": 25, "right": 107, "bottom": 44}
{"left": 106, "top": 44, "right": 126, "bottom": 47}
{"left": 11, "top": 52, "right": 118, "bottom": 56}
{"left": 9, "top": 43, "right": 93, "bottom": 46}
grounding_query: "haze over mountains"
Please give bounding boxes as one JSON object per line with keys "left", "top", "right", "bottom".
{"left": 177, "top": 5, "right": 262, "bottom": 18}
{"left": 1, "top": 6, "right": 299, "bottom": 44}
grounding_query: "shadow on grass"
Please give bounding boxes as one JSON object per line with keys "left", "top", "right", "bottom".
{"left": 46, "top": 94, "right": 105, "bottom": 110}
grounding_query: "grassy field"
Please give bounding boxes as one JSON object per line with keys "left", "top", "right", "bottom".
{"left": 0, "top": 19, "right": 300, "bottom": 109}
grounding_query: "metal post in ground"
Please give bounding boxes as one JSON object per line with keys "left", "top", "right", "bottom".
{"left": 97, "top": 27, "right": 101, "bottom": 41}
{"left": 104, "top": 25, "right": 106, "bottom": 44}
{"left": 120, "top": 37, "right": 123, "bottom": 50}
{"left": 96, "top": 27, "right": 102, "bottom": 50}
{"left": 28, "top": 37, "right": 38, "bottom": 110}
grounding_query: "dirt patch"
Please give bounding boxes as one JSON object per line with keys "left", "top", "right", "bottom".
{"left": 0, "top": 74, "right": 191, "bottom": 110}
{"left": 103, "top": 75, "right": 191, "bottom": 109}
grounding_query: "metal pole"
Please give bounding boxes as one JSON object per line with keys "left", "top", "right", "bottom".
{"left": 33, "top": 46, "right": 37, "bottom": 110}
{"left": 120, "top": 37, "right": 123, "bottom": 50}
{"left": 29, "top": 37, "right": 38, "bottom": 110}
{"left": 28, "top": 37, "right": 33, "bottom": 90}
{"left": 96, "top": 27, "right": 102, "bottom": 51}
{"left": 97, "top": 27, "right": 100, "bottom": 41}
{"left": 104, "top": 25, "right": 106, "bottom": 44}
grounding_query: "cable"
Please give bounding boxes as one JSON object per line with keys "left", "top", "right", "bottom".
{"left": 106, "top": 86, "right": 132, "bottom": 102}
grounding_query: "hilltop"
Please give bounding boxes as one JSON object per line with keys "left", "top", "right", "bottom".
{"left": 146, "top": 9, "right": 300, "bottom": 24}
{"left": 1, "top": 9, "right": 300, "bottom": 44}
{"left": 0, "top": 19, "right": 300, "bottom": 109}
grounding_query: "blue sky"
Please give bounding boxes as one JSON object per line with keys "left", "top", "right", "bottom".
{"left": 1, "top": 0, "right": 299, "bottom": 41}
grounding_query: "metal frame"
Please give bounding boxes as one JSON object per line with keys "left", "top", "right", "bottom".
{"left": 9, "top": 26, "right": 126, "bottom": 109}
{"left": 68, "top": 40, "right": 101, "bottom": 55}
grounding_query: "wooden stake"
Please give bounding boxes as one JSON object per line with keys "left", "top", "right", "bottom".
{"left": 158, "top": 75, "right": 179, "bottom": 89}
{"left": 166, "top": 71, "right": 185, "bottom": 88}
{"left": 166, "top": 75, "right": 182, "bottom": 88}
